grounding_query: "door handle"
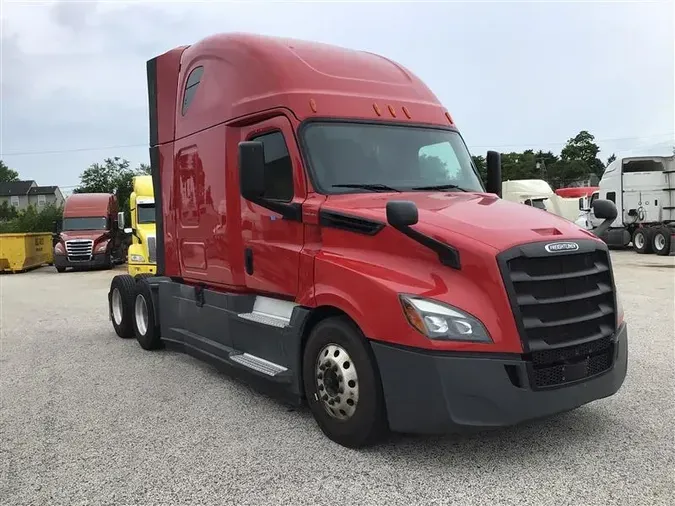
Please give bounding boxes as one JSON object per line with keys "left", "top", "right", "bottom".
{"left": 244, "top": 247, "right": 254, "bottom": 275}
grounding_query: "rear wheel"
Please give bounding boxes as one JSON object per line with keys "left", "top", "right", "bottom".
{"left": 632, "top": 228, "right": 652, "bottom": 254}
{"left": 109, "top": 275, "right": 136, "bottom": 338}
{"left": 652, "top": 227, "right": 672, "bottom": 256}
{"left": 133, "top": 279, "right": 162, "bottom": 350}
{"left": 302, "top": 316, "right": 388, "bottom": 448}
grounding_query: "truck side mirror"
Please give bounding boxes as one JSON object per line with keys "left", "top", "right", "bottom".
{"left": 117, "top": 211, "right": 125, "bottom": 230}
{"left": 239, "top": 141, "right": 266, "bottom": 201}
{"left": 386, "top": 200, "right": 419, "bottom": 228}
{"left": 590, "top": 199, "right": 618, "bottom": 238}
{"left": 592, "top": 199, "right": 617, "bottom": 221}
{"left": 485, "top": 150, "right": 502, "bottom": 197}
{"left": 52, "top": 219, "right": 62, "bottom": 234}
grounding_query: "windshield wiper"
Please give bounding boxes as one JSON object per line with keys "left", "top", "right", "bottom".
{"left": 332, "top": 184, "right": 402, "bottom": 193}
{"left": 410, "top": 184, "right": 468, "bottom": 192}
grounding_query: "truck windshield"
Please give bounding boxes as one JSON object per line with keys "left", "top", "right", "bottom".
{"left": 62, "top": 217, "right": 107, "bottom": 231}
{"left": 137, "top": 203, "right": 156, "bottom": 224}
{"left": 301, "top": 122, "right": 484, "bottom": 194}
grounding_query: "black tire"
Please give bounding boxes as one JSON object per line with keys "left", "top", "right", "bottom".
{"left": 55, "top": 266, "right": 66, "bottom": 273}
{"left": 632, "top": 228, "right": 652, "bottom": 254}
{"left": 104, "top": 253, "right": 113, "bottom": 270}
{"left": 109, "top": 275, "right": 137, "bottom": 338}
{"left": 302, "top": 316, "right": 388, "bottom": 448}
{"left": 652, "top": 227, "right": 672, "bottom": 256}
{"left": 133, "top": 279, "right": 162, "bottom": 351}
{"left": 134, "top": 273, "right": 154, "bottom": 281}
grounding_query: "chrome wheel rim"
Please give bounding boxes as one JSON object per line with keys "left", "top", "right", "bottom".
{"left": 135, "top": 294, "right": 148, "bottom": 336}
{"left": 111, "top": 288, "right": 123, "bottom": 325}
{"left": 635, "top": 232, "right": 645, "bottom": 249}
{"left": 655, "top": 233, "right": 665, "bottom": 251}
{"left": 316, "top": 343, "right": 359, "bottom": 420}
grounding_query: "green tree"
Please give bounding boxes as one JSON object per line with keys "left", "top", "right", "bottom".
{"left": 606, "top": 153, "right": 617, "bottom": 166}
{"left": 0, "top": 201, "right": 19, "bottom": 221}
{"left": 0, "top": 160, "right": 19, "bottom": 182}
{"left": 560, "top": 130, "right": 604, "bottom": 178}
{"left": 0, "top": 203, "right": 63, "bottom": 233}
{"left": 74, "top": 157, "right": 149, "bottom": 222}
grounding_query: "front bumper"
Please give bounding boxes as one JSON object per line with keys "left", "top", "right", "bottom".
{"left": 128, "top": 263, "right": 157, "bottom": 276}
{"left": 54, "top": 253, "right": 109, "bottom": 270}
{"left": 371, "top": 322, "right": 628, "bottom": 434}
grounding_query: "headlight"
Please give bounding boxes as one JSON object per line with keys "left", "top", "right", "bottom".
{"left": 95, "top": 241, "right": 109, "bottom": 253}
{"left": 399, "top": 295, "right": 492, "bottom": 343}
{"left": 54, "top": 243, "right": 64, "bottom": 254}
{"left": 129, "top": 254, "right": 145, "bottom": 263}
{"left": 616, "top": 290, "right": 624, "bottom": 327}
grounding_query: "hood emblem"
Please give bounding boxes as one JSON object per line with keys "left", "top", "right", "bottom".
{"left": 544, "top": 241, "right": 579, "bottom": 253}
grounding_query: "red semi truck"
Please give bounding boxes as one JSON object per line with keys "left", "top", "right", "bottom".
{"left": 108, "top": 33, "right": 628, "bottom": 448}
{"left": 54, "top": 193, "right": 126, "bottom": 272}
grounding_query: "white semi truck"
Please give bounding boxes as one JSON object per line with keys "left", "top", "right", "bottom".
{"left": 575, "top": 154, "right": 675, "bottom": 255}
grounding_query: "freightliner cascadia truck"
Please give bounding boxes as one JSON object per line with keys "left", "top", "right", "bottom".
{"left": 118, "top": 175, "right": 157, "bottom": 276}
{"left": 107, "top": 32, "right": 628, "bottom": 448}
{"left": 54, "top": 193, "right": 125, "bottom": 272}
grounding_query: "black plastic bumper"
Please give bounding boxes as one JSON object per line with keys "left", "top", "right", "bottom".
{"left": 371, "top": 322, "right": 628, "bottom": 434}
{"left": 54, "top": 253, "right": 109, "bottom": 270}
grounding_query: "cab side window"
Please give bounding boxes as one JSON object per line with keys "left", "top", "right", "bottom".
{"left": 606, "top": 191, "right": 616, "bottom": 203}
{"left": 182, "top": 66, "right": 204, "bottom": 115}
{"left": 250, "top": 131, "right": 294, "bottom": 202}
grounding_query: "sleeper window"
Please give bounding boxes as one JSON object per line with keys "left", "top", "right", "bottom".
{"left": 181, "top": 66, "right": 204, "bottom": 115}
{"left": 251, "top": 131, "right": 294, "bottom": 202}
{"left": 606, "top": 192, "right": 616, "bottom": 203}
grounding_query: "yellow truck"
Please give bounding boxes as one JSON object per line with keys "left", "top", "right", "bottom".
{"left": 119, "top": 175, "right": 157, "bottom": 276}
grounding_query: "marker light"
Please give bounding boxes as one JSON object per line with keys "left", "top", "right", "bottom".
{"left": 373, "top": 103, "right": 382, "bottom": 116}
{"left": 387, "top": 105, "right": 396, "bottom": 118}
{"left": 445, "top": 111, "right": 454, "bottom": 124}
{"left": 399, "top": 295, "right": 492, "bottom": 343}
{"left": 402, "top": 106, "right": 411, "bottom": 119}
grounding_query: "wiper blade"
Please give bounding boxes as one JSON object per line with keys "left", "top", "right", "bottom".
{"left": 410, "top": 184, "right": 468, "bottom": 192}
{"left": 332, "top": 184, "right": 402, "bottom": 193}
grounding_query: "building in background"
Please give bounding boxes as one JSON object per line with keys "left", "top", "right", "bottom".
{"left": 0, "top": 180, "right": 65, "bottom": 211}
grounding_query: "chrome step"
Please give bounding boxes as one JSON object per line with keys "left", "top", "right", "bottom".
{"left": 230, "top": 353, "right": 287, "bottom": 376}
{"left": 237, "top": 312, "right": 288, "bottom": 328}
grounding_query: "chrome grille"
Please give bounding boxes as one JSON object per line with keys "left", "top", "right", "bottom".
{"left": 147, "top": 236, "right": 157, "bottom": 263}
{"left": 65, "top": 239, "right": 93, "bottom": 261}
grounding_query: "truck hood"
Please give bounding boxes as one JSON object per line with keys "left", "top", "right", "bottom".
{"left": 323, "top": 192, "right": 597, "bottom": 252}
{"left": 59, "top": 230, "right": 108, "bottom": 242}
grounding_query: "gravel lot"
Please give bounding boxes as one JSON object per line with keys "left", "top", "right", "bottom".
{"left": 1, "top": 251, "right": 673, "bottom": 506}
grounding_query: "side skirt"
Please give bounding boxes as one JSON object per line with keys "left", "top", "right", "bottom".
{"left": 145, "top": 277, "right": 311, "bottom": 406}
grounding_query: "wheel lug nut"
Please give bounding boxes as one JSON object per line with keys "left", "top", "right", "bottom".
{"left": 338, "top": 376, "right": 343, "bottom": 382}
{"left": 339, "top": 388, "right": 344, "bottom": 394}
{"left": 335, "top": 397, "right": 341, "bottom": 403}
{"left": 317, "top": 373, "right": 323, "bottom": 380}
{"left": 322, "top": 394, "right": 328, "bottom": 401}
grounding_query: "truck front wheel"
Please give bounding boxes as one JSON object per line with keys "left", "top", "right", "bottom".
{"left": 133, "top": 279, "right": 162, "bottom": 350}
{"left": 302, "top": 316, "right": 388, "bottom": 448}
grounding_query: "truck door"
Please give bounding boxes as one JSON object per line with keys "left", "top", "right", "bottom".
{"left": 239, "top": 116, "right": 306, "bottom": 299}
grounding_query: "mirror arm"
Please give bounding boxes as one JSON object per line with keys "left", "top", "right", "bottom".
{"left": 592, "top": 219, "right": 613, "bottom": 238}
{"left": 245, "top": 196, "right": 303, "bottom": 222}
{"left": 391, "top": 222, "right": 461, "bottom": 270}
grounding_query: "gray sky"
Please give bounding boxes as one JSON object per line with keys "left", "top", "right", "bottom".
{"left": 1, "top": 0, "right": 673, "bottom": 192}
